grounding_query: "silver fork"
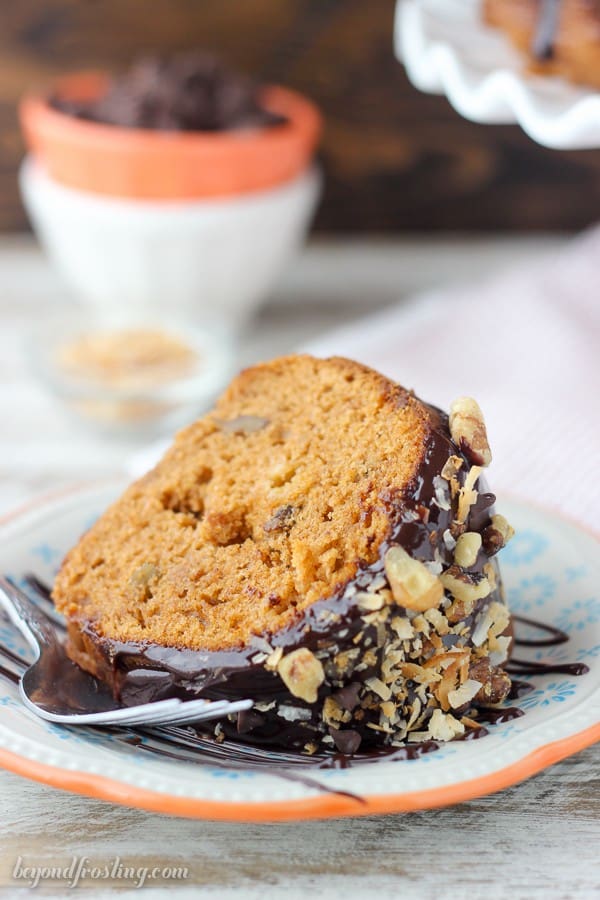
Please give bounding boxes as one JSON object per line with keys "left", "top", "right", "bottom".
{"left": 0, "top": 576, "right": 251, "bottom": 727}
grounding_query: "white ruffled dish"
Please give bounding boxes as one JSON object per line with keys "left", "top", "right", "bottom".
{"left": 396, "top": 0, "right": 600, "bottom": 149}
{"left": 0, "top": 482, "right": 598, "bottom": 821}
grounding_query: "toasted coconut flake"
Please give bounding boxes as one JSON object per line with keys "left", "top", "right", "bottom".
{"left": 424, "top": 607, "right": 450, "bottom": 634}
{"left": 365, "top": 677, "right": 392, "bottom": 701}
{"left": 356, "top": 591, "right": 385, "bottom": 611}
{"left": 433, "top": 476, "right": 451, "bottom": 510}
{"left": 448, "top": 678, "right": 483, "bottom": 709}
{"left": 441, "top": 455, "right": 464, "bottom": 481}
{"left": 471, "top": 600, "right": 510, "bottom": 647}
{"left": 277, "top": 704, "right": 312, "bottom": 722}
{"left": 456, "top": 465, "right": 482, "bottom": 524}
{"left": 322, "top": 696, "right": 350, "bottom": 726}
{"left": 264, "top": 646, "right": 284, "bottom": 670}
{"left": 399, "top": 662, "right": 442, "bottom": 685}
{"left": 489, "top": 635, "right": 512, "bottom": 666}
{"left": 381, "top": 700, "right": 397, "bottom": 719}
{"left": 428, "top": 708, "right": 466, "bottom": 741}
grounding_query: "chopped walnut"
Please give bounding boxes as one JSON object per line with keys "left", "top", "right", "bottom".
{"left": 454, "top": 532, "right": 482, "bottom": 568}
{"left": 482, "top": 514, "right": 515, "bottom": 555}
{"left": 277, "top": 648, "right": 325, "bottom": 703}
{"left": 440, "top": 565, "right": 493, "bottom": 605}
{"left": 469, "top": 657, "right": 511, "bottom": 706}
{"left": 384, "top": 546, "right": 444, "bottom": 612}
{"left": 449, "top": 397, "right": 492, "bottom": 467}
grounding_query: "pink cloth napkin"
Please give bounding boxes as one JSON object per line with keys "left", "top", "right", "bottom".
{"left": 305, "top": 229, "right": 600, "bottom": 532}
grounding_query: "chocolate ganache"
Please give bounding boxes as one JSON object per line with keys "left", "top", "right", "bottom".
{"left": 1, "top": 576, "right": 589, "bottom": 779}
{"left": 65, "top": 405, "right": 514, "bottom": 756}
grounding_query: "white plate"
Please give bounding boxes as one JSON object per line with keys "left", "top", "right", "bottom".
{"left": 396, "top": 0, "right": 600, "bottom": 149}
{"left": 0, "top": 482, "right": 598, "bottom": 821}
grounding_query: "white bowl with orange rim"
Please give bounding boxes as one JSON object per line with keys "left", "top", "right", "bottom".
{"left": 19, "top": 71, "right": 322, "bottom": 331}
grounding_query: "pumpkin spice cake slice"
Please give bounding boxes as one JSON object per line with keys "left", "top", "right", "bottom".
{"left": 53, "top": 355, "right": 515, "bottom": 755}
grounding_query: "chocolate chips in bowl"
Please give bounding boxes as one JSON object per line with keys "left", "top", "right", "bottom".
{"left": 50, "top": 51, "right": 287, "bottom": 133}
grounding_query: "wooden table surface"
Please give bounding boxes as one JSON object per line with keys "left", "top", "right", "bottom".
{"left": 1, "top": 235, "right": 599, "bottom": 899}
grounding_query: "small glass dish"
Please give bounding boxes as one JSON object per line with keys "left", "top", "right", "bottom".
{"left": 27, "top": 313, "right": 235, "bottom": 437}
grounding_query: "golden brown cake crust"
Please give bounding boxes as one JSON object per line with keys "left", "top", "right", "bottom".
{"left": 484, "top": 0, "right": 600, "bottom": 88}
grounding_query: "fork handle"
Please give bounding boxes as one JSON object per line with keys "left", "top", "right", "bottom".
{"left": 0, "top": 576, "right": 57, "bottom": 656}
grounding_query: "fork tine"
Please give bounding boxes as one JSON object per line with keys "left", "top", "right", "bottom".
{"left": 0, "top": 642, "right": 27, "bottom": 671}
{"left": 20, "top": 574, "right": 66, "bottom": 630}
{"left": 148, "top": 697, "right": 253, "bottom": 726}
{"left": 0, "top": 589, "right": 252, "bottom": 729}
{"left": 17, "top": 694, "right": 184, "bottom": 726}
{"left": 1, "top": 636, "right": 252, "bottom": 729}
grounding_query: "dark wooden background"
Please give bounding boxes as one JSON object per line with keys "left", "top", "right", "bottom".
{"left": 2, "top": 0, "right": 600, "bottom": 232}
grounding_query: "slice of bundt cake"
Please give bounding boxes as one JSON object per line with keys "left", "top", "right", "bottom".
{"left": 53, "top": 355, "right": 515, "bottom": 755}
{"left": 484, "top": 0, "right": 600, "bottom": 89}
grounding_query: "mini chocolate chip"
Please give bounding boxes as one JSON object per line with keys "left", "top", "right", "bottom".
{"left": 237, "top": 709, "right": 266, "bottom": 734}
{"left": 441, "top": 633, "right": 460, "bottom": 649}
{"left": 332, "top": 682, "right": 362, "bottom": 712}
{"left": 329, "top": 727, "right": 362, "bottom": 755}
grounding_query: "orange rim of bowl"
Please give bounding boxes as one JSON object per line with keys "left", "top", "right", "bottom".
{"left": 0, "top": 483, "right": 598, "bottom": 821}
{"left": 19, "top": 71, "right": 322, "bottom": 200}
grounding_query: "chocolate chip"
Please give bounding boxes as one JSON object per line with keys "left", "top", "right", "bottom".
{"left": 329, "top": 727, "right": 362, "bottom": 755}
{"left": 441, "top": 633, "right": 460, "bottom": 649}
{"left": 237, "top": 709, "right": 265, "bottom": 734}
{"left": 50, "top": 52, "right": 287, "bottom": 132}
{"left": 331, "top": 682, "right": 362, "bottom": 712}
